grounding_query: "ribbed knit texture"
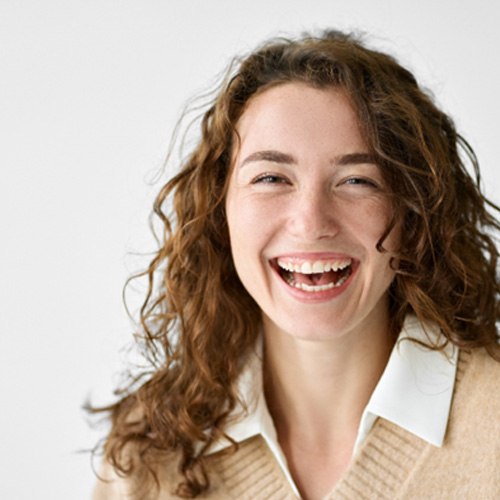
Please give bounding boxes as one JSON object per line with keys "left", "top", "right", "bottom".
{"left": 329, "top": 419, "right": 427, "bottom": 499}
{"left": 208, "top": 437, "right": 296, "bottom": 499}
{"left": 93, "top": 347, "right": 500, "bottom": 499}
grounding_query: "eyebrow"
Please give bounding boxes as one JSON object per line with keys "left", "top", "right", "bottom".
{"left": 239, "top": 150, "right": 377, "bottom": 168}
{"left": 336, "top": 152, "right": 377, "bottom": 166}
{"left": 240, "top": 150, "right": 296, "bottom": 167}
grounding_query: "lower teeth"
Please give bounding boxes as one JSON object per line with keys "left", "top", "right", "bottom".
{"left": 287, "top": 274, "right": 348, "bottom": 292}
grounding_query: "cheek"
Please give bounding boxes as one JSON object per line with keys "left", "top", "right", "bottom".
{"left": 226, "top": 195, "right": 254, "bottom": 247}
{"left": 226, "top": 192, "right": 280, "bottom": 244}
{"left": 225, "top": 196, "right": 271, "bottom": 302}
{"left": 342, "top": 198, "right": 393, "bottom": 244}
{"left": 373, "top": 200, "right": 400, "bottom": 254}
{"left": 226, "top": 193, "right": 263, "bottom": 270}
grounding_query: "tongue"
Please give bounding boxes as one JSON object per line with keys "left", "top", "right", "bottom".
{"left": 293, "top": 270, "right": 340, "bottom": 285}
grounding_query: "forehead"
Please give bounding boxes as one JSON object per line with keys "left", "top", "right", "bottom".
{"left": 235, "top": 82, "right": 367, "bottom": 161}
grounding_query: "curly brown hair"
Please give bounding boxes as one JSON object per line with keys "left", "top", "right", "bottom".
{"left": 90, "top": 30, "right": 500, "bottom": 498}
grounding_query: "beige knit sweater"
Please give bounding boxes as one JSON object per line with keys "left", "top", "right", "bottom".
{"left": 93, "top": 348, "right": 500, "bottom": 499}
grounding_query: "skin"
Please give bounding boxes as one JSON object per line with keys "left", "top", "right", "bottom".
{"left": 225, "top": 82, "right": 399, "bottom": 500}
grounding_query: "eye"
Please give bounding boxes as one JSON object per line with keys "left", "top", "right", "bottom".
{"left": 252, "top": 173, "right": 290, "bottom": 185}
{"left": 342, "top": 177, "right": 378, "bottom": 188}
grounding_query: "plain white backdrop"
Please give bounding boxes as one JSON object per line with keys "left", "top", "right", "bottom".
{"left": 1, "top": 1, "right": 498, "bottom": 498}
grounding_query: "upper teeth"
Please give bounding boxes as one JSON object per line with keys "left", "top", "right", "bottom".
{"left": 277, "top": 258, "right": 352, "bottom": 274}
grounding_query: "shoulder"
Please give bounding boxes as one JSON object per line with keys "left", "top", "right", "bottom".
{"left": 92, "top": 445, "right": 182, "bottom": 500}
{"left": 457, "top": 347, "right": 500, "bottom": 396}
{"left": 92, "top": 458, "right": 127, "bottom": 500}
{"left": 449, "top": 347, "right": 500, "bottom": 436}
{"left": 394, "top": 347, "right": 500, "bottom": 498}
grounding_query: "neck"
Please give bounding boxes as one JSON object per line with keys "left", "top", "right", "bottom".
{"left": 262, "top": 312, "right": 395, "bottom": 452}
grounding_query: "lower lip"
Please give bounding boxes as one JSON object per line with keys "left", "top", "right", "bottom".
{"left": 273, "top": 262, "right": 358, "bottom": 303}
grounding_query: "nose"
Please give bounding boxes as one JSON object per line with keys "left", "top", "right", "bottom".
{"left": 287, "top": 186, "right": 340, "bottom": 241}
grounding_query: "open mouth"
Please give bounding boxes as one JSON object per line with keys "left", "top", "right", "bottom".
{"left": 273, "top": 257, "right": 353, "bottom": 292}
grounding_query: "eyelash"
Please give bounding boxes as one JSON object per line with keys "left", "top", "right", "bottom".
{"left": 252, "top": 173, "right": 290, "bottom": 184}
{"left": 343, "top": 177, "right": 378, "bottom": 188}
{"left": 251, "top": 174, "right": 378, "bottom": 188}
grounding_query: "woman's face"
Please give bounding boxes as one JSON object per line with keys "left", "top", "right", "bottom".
{"left": 225, "top": 82, "right": 398, "bottom": 342}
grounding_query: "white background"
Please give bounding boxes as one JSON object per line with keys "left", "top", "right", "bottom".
{"left": 1, "top": 1, "right": 498, "bottom": 499}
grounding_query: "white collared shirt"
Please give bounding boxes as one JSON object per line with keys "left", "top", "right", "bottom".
{"left": 208, "top": 316, "right": 458, "bottom": 497}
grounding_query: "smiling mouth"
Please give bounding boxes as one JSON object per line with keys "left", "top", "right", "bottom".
{"left": 274, "top": 257, "right": 353, "bottom": 292}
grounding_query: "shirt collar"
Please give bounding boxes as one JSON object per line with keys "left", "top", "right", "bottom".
{"left": 207, "top": 337, "right": 300, "bottom": 495}
{"left": 357, "top": 314, "right": 458, "bottom": 448}
{"left": 207, "top": 315, "right": 457, "bottom": 483}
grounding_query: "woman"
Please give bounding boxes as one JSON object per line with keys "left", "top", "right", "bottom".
{"left": 92, "top": 30, "right": 500, "bottom": 499}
